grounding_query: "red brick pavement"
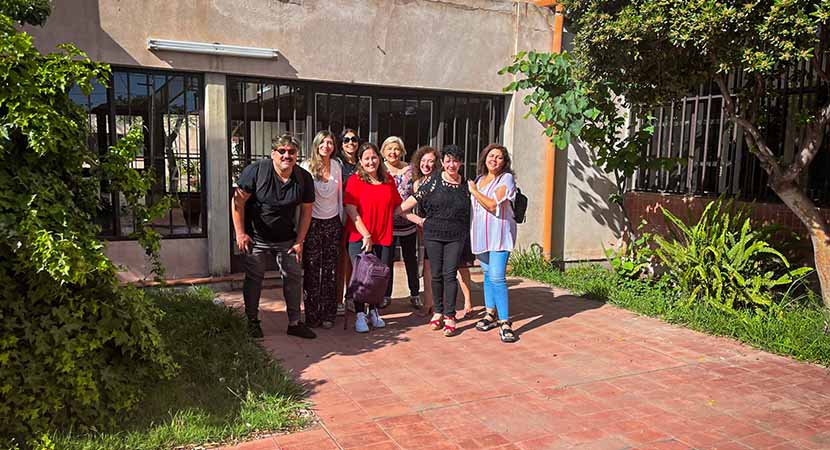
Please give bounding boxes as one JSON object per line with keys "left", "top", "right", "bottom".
{"left": 218, "top": 272, "right": 830, "bottom": 450}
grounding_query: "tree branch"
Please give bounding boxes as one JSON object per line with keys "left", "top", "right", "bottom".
{"left": 713, "top": 72, "right": 783, "bottom": 179}
{"left": 782, "top": 101, "right": 830, "bottom": 182}
{"left": 820, "top": 100, "right": 830, "bottom": 128}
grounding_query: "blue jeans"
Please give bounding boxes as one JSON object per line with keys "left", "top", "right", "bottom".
{"left": 477, "top": 251, "right": 510, "bottom": 321}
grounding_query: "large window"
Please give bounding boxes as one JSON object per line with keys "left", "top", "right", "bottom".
{"left": 315, "top": 93, "right": 372, "bottom": 142}
{"left": 70, "top": 69, "right": 205, "bottom": 238}
{"left": 227, "top": 77, "right": 503, "bottom": 270}
{"left": 635, "top": 68, "right": 830, "bottom": 207}
{"left": 441, "top": 95, "right": 497, "bottom": 178}
{"left": 228, "top": 80, "right": 307, "bottom": 182}
{"left": 228, "top": 77, "right": 503, "bottom": 174}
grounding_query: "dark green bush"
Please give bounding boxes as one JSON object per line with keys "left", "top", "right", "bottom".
{"left": 0, "top": 10, "right": 175, "bottom": 446}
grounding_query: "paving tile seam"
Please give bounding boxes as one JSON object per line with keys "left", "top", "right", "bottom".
{"left": 525, "top": 362, "right": 694, "bottom": 394}
{"left": 315, "top": 421, "right": 345, "bottom": 450}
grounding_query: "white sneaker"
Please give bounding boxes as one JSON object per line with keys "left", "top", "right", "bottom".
{"left": 355, "top": 312, "right": 369, "bottom": 333}
{"left": 368, "top": 309, "right": 386, "bottom": 328}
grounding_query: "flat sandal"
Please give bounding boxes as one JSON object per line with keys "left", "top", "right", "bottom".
{"left": 443, "top": 316, "right": 458, "bottom": 337}
{"left": 499, "top": 321, "right": 518, "bottom": 343}
{"left": 476, "top": 312, "right": 498, "bottom": 331}
{"left": 428, "top": 311, "right": 443, "bottom": 331}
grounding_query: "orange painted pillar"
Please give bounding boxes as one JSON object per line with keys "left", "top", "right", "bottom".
{"left": 534, "top": 1, "right": 564, "bottom": 259}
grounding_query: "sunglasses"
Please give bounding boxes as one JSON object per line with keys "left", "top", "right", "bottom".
{"left": 273, "top": 147, "right": 298, "bottom": 155}
{"left": 342, "top": 136, "right": 359, "bottom": 144}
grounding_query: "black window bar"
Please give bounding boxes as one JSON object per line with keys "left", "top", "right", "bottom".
{"left": 634, "top": 58, "right": 830, "bottom": 207}
{"left": 69, "top": 68, "right": 207, "bottom": 239}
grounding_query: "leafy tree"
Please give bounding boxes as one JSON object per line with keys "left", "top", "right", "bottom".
{"left": 3, "top": 0, "right": 50, "bottom": 26}
{"left": 0, "top": 3, "right": 175, "bottom": 446}
{"left": 501, "top": 51, "right": 666, "bottom": 238}
{"left": 503, "top": 0, "right": 830, "bottom": 309}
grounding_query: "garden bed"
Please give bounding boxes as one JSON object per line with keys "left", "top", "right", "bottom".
{"left": 51, "top": 288, "right": 311, "bottom": 450}
{"left": 509, "top": 249, "right": 830, "bottom": 366}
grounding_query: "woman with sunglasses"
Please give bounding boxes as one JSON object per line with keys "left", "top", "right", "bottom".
{"left": 336, "top": 129, "right": 360, "bottom": 316}
{"left": 397, "top": 145, "right": 469, "bottom": 337}
{"left": 344, "top": 143, "right": 402, "bottom": 333}
{"left": 381, "top": 136, "right": 420, "bottom": 310}
{"left": 299, "top": 130, "right": 343, "bottom": 329}
{"left": 339, "top": 129, "right": 360, "bottom": 185}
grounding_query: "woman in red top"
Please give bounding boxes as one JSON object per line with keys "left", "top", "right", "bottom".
{"left": 344, "top": 142, "right": 402, "bottom": 333}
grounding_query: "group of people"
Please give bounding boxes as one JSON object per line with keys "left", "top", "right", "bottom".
{"left": 232, "top": 130, "right": 519, "bottom": 343}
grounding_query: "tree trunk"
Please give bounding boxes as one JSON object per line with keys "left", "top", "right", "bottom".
{"left": 715, "top": 71, "right": 830, "bottom": 310}
{"left": 771, "top": 180, "right": 830, "bottom": 310}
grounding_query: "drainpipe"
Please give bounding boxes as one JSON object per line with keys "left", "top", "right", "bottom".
{"left": 533, "top": 0, "right": 564, "bottom": 259}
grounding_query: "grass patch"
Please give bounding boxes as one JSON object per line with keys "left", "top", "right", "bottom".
{"left": 52, "top": 287, "right": 310, "bottom": 450}
{"left": 510, "top": 249, "right": 830, "bottom": 366}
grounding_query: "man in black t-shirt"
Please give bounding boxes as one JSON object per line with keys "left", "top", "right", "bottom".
{"left": 232, "top": 134, "right": 316, "bottom": 339}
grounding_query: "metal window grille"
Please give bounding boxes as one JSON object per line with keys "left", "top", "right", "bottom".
{"left": 69, "top": 68, "right": 206, "bottom": 239}
{"left": 634, "top": 62, "right": 830, "bottom": 207}
{"left": 227, "top": 76, "right": 503, "bottom": 173}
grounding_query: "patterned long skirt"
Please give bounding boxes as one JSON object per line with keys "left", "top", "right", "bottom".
{"left": 303, "top": 216, "right": 343, "bottom": 325}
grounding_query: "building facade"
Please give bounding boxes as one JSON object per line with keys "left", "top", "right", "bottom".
{"left": 29, "top": 0, "right": 623, "bottom": 279}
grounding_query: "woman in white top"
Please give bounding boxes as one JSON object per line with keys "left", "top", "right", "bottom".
{"left": 300, "top": 130, "right": 343, "bottom": 329}
{"left": 468, "top": 144, "right": 518, "bottom": 343}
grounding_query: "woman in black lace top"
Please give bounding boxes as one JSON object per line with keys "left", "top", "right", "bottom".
{"left": 397, "top": 145, "right": 469, "bottom": 336}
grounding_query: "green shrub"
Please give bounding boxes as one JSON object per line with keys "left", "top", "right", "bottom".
{"left": 0, "top": 10, "right": 175, "bottom": 446}
{"left": 508, "top": 244, "right": 552, "bottom": 279}
{"left": 604, "top": 223, "right": 654, "bottom": 280}
{"left": 653, "top": 198, "right": 812, "bottom": 313}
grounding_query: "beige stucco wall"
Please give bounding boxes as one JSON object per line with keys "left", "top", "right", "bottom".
{"left": 107, "top": 239, "right": 209, "bottom": 281}
{"left": 29, "top": 0, "right": 551, "bottom": 94}
{"left": 27, "top": 0, "right": 616, "bottom": 273}
{"left": 552, "top": 29, "right": 625, "bottom": 262}
{"left": 559, "top": 142, "right": 624, "bottom": 261}
{"left": 502, "top": 3, "right": 557, "bottom": 252}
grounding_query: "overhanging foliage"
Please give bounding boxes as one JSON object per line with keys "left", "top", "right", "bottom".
{"left": 1, "top": 8, "right": 175, "bottom": 446}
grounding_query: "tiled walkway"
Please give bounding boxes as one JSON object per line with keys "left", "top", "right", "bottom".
{"left": 219, "top": 271, "right": 830, "bottom": 450}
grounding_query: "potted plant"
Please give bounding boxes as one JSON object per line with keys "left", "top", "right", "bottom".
{"left": 177, "top": 159, "right": 201, "bottom": 229}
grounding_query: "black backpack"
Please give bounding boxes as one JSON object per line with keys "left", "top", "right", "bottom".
{"left": 480, "top": 173, "right": 528, "bottom": 224}
{"left": 513, "top": 187, "right": 528, "bottom": 224}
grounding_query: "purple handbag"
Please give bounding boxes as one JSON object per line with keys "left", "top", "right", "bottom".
{"left": 347, "top": 252, "right": 390, "bottom": 307}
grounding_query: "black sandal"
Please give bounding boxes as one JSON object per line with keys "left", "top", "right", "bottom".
{"left": 498, "top": 321, "right": 518, "bottom": 343}
{"left": 476, "top": 312, "right": 498, "bottom": 331}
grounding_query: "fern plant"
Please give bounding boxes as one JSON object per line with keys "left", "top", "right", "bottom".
{"left": 652, "top": 199, "right": 812, "bottom": 314}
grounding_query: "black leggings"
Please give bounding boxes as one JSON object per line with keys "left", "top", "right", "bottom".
{"left": 385, "top": 232, "right": 420, "bottom": 298}
{"left": 423, "top": 239, "right": 465, "bottom": 318}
